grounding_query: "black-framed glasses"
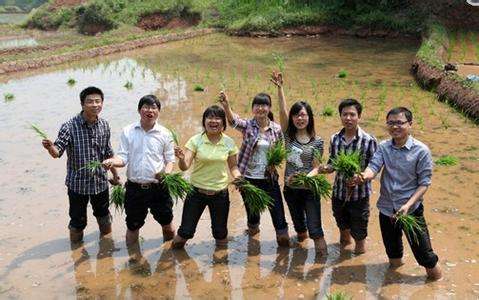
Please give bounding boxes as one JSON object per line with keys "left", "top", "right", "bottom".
{"left": 386, "top": 120, "right": 409, "bottom": 127}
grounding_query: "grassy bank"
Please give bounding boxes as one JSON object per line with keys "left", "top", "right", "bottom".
{"left": 23, "top": 0, "right": 427, "bottom": 34}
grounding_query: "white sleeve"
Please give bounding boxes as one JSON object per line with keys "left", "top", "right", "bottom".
{"left": 116, "top": 128, "right": 129, "bottom": 165}
{"left": 163, "top": 132, "right": 175, "bottom": 163}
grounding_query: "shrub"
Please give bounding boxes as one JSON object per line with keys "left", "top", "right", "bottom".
{"left": 77, "top": 1, "right": 118, "bottom": 35}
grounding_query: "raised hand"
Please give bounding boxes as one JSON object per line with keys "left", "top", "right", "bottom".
{"left": 270, "top": 71, "right": 283, "bottom": 87}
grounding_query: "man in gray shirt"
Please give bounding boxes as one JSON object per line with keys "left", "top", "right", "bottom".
{"left": 358, "top": 107, "right": 442, "bottom": 281}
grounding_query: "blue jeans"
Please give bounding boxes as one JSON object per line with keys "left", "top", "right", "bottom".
{"left": 241, "top": 178, "right": 288, "bottom": 235}
{"left": 284, "top": 186, "right": 324, "bottom": 239}
{"left": 177, "top": 188, "right": 230, "bottom": 240}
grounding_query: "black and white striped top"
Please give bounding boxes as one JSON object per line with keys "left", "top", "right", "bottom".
{"left": 54, "top": 113, "right": 114, "bottom": 195}
{"left": 284, "top": 134, "right": 324, "bottom": 184}
{"left": 327, "top": 127, "right": 377, "bottom": 201}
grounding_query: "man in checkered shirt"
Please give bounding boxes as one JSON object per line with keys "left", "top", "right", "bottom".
{"left": 42, "top": 86, "right": 120, "bottom": 243}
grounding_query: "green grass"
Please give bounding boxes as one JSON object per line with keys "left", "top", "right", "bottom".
{"left": 110, "top": 185, "right": 125, "bottom": 214}
{"left": 124, "top": 81, "right": 133, "bottom": 89}
{"left": 67, "top": 78, "right": 76, "bottom": 86}
{"left": 194, "top": 84, "right": 205, "bottom": 92}
{"left": 416, "top": 22, "right": 448, "bottom": 69}
{"left": 232, "top": 177, "right": 273, "bottom": 215}
{"left": 158, "top": 172, "right": 193, "bottom": 202}
{"left": 395, "top": 213, "right": 425, "bottom": 245}
{"left": 289, "top": 173, "right": 332, "bottom": 200}
{"left": 337, "top": 70, "right": 347, "bottom": 78}
{"left": 4, "top": 93, "right": 14, "bottom": 102}
{"left": 321, "top": 105, "right": 335, "bottom": 117}
{"left": 326, "top": 291, "right": 352, "bottom": 300}
{"left": 30, "top": 123, "right": 48, "bottom": 139}
{"left": 435, "top": 155, "right": 459, "bottom": 166}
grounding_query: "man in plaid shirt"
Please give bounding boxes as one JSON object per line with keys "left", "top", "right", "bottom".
{"left": 321, "top": 99, "right": 377, "bottom": 254}
{"left": 42, "top": 86, "right": 119, "bottom": 243}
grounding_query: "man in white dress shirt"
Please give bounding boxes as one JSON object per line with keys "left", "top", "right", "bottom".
{"left": 103, "top": 95, "right": 175, "bottom": 252}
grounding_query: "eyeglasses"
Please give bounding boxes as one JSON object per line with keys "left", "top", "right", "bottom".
{"left": 386, "top": 120, "right": 409, "bottom": 127}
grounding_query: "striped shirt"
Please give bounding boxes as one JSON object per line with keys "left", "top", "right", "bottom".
{"left": 284, "top": 135, "right": 324, "bottom": 184}
{"left": 327, "top": 127, "right": 377, "bottom": 201}
{"left": 54, "top": 113, "right": 114, "bottom": 195}
{"left": 231, "top": 114, "right": 283, "bottom": 175}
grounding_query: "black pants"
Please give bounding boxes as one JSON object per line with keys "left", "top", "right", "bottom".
{"left": 241, "top": 178, "right": 288, "bottom": 235}
{"left": 68, "top": 189, "right": 111, "bottom": 231}
{"left": 124, "top": 181, "right": 173, "bottom": 231}
{"left": 379, "top": 204, "right": 439, "bottom": 269}
{"left": 284, "top": 186, "right": 324, "bottom": 239}
{"left": 332, "top": 197, "right": 370, "bottom": 240}
{"left": 177, "top": 188, "right": 230, "bottom": 240}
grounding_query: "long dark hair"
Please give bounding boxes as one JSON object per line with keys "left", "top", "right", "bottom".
{"left": 287, "top": 101, "right": 315, "bottom": 140}
{"left": 252, "top": 93, "right": 274, "bottom": 121}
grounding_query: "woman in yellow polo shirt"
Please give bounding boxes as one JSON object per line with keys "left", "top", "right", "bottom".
{"left": 172, "top": 105, "right": 242, "bottom": 248}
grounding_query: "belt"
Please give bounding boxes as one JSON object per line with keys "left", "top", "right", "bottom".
{"left": 195, "top": 187, "right": 226, "bottom": 196}
{"left": 127, "top": 180, "right": 158, "bottom": 190}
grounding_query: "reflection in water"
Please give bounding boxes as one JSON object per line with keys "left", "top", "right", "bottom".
{"left": 71, "top": 236, "right": 117, "bottom": 298}
{"left": 0, "top": 37, "right": 38, "bottom": 49}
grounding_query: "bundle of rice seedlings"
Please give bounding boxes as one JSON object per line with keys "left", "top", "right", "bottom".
{"left": 124, "top": 81, "right": 133, "bottom": 90}
{"left": 158, "top": 172, "right": 193, "bottom": 202}
{"left": 337, "top": 70, "right": 348, "bottom": 78}
{"left": 435, "top": 155, "right": 459, "bottom": 166}
{"left": 267, "top": 140, "right": 289, "bottom": 168}
{"left": 30, "top": 123, "right": 48, "bottom": 139}
{"left": 4, "top": 93, "right": 14, "bottom": 102}
{"left": 167, "top": 127, "right": 179, "bottom": 146}
{"left": 313, "top": 149, "right": 323, "bottom": 164}
{"left": 395, "top": 213, "right": 425, "bottom": 245}
{"left": 272, "top": 52, "right": 285, "bottom": 73}
{"left": 79, "top": 160, "right": 102, "bottom": 172}
{"left": 110, "top": 185, "right": 125, "bottom": 214}
{"left": 232, "top": 177, "right": 274, "bottom": 215}
{"left": 331, "top": 150, "right": 362, "bottom": 201}
{"left": 331, "top": 150, "right": 361, "bottom": 179}
{"left": 326, "top": 291, "right": 352, "bottom": 300}
{"left": 194, "top": 84, "right": 205, "bottom": 92}
{"left": 290, "top": 173, "right": 332, "bottom": 200}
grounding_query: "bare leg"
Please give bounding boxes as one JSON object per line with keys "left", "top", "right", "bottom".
{"left": 354, "top": 238, "right": 366, "bottom": 254}
{"left": 162, "top": 223, "right": 175, "bottom": 241}
{"left": 426, "top": 264, "right": 442, "bottom": 281}
{"left": 171, "top": 234, "right": 187, "bottom": 249}
{"left": 339, "top": 229, "right": 352, "bottom": 246}
{"left": 313, "top": 237, "right": 328, "bottom": 255}
{"left": 389, "top": 258, "right": 404, "bottom": 268}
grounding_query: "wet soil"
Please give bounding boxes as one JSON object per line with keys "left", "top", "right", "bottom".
{"left": 0, "top": 34, "right": 478, "bottom": 299}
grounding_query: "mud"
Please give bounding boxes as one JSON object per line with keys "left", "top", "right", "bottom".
{"left": 137, "top": 13, "right": 200, "bottom": 31}
{"left": 0, "top": 34, "right": 478, "bottom": 299}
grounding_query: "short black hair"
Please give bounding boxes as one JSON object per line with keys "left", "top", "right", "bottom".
{"left": 338, "top": 98, "right": 362, "bottom": 117}
{"left": 80, "top": 86, "right": 103, "bottom": 104}
{"left": 137, "top": 94, "right": 161, "bottom": 111}
{"left": 386, "top": 107, "right": 413, "bottom": 122}
{"left": 287, "top": 101, "right": 315, "bottom": 140}
{"left": 202, "top": 105, "right": 227, "bottom": 131}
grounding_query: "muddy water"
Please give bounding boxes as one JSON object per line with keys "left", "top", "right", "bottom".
{"left": 0, "top": 37, "right": 37, "bottom": 49}
{"left": 0, "top": 34, "right": 478, "bottom": 299}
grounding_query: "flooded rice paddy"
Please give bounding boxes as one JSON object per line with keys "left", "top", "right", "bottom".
{"left": 0, "top": 33, "right": 478, "bottom": 299}
{"left": 0, "top": 37, "right": 37, "bottom": 50}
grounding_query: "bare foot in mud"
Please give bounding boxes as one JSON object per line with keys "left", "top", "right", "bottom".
{"left": 353, "top": 239, "right": 366, "bottom": 254}
{"left": 339, "top": 229, "right": 352, "bottom": 247}
{"left": 426, "top": 265, "right": 443, "bottom": 281}
{"left": 389, "top": 258, "right": 404, "bottom": 268}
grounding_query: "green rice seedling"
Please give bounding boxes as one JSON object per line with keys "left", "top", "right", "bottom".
{"left": 124, "top": 81, "right": 133, "bottom": 90}
{"left": 67, "top": 78, "right": 76, "bottom": 86}
{"left": 30, "top": 123, "right": 48, "bottom": 139}
{"left": 337, "top": 70, "right": 348, "bottom": 78}
{"left": 158, "top": 172, "right": 193, "bottom": 202}
{"left": 232, "top": 177, "right": 273, "bottom": 215}
{"left": 194, "top": 84, "right": 205, "bottom": 92}
{"left": 331, "top": 150, "right": 362, "bottom": 201}
{"left": 326, "top": 291, "right": 352, "bottom": 300}
{"left": 266, "top": 140, "right": 289, "bottom": 168}
{"left": 290, "top": 173, "right": 332, "bottom": 200}
{"left": 167, "top": 127, "right": 179, "bottom": 146}
{"left": 110, "top": 185, "right": 125, "bottom": 214}
{"left": 4, "top": 93, "right": 14, "bottom": 102}
{"left": 79, "top": 160, "right": 102, "bottom": 172}
{"left": 313, "top": 149, "right": 323, "bottom": 164}
{"left": 322, "top": 105, "right": 335, "bottom": 117}
{"left": 395, "top": 213, "right": 425, "bottom": 245}
{"left": 435, "top": 155, "right": 459, "bottom": 166}
{"left": 272, "top": 52, "right": 285, "bottom": 73}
